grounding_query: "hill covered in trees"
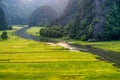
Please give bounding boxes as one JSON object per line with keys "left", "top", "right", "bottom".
{"left": 47, "top": 0, "right": 120, "bottom": 41}
{"left": 0, "top": 6, "right": 8, "bottom": 30}
{"left": 29, "top": 6, "right": 58, "bottom": 26}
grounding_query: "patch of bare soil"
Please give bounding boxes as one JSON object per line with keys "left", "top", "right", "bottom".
{"left": 46, "top": 42, "right": 81, "bottom": 52}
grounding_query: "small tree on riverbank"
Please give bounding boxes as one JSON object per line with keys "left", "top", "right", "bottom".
{"left": 0, "top": 31, "right": 8, "bottom": 40}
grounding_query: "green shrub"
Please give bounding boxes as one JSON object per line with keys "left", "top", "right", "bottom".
{"left": 80, "top": 35, "right": 87, "bottom": 41}
{"left": 0, "top": 31, "right": 8, "bottom": 40}
{"left": 40, "top": 26, "right": 65, "bottom": 38}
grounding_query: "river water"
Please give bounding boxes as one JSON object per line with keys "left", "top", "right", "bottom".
{"left": 15, "top": 27, "right": 40, "bottom": 41}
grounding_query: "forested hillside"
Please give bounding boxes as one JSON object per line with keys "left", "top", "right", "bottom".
{"left": 0, "top": 6, "right": 8, "bottom": 30}
{"left": 29, "top": 6, "right": 58, "bottom": 26}
{"left": 49, "top": 0, "right": 120, "bottom": 41}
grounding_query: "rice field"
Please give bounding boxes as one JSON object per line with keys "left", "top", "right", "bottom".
{"left": 0, "top": 26, "right": 120, "bottom": 80}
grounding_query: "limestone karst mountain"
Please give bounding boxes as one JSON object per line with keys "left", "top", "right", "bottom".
{"left": 51, "top": 0, "right": 120, "bottom": 40}
{"left": 1, "top": 0, "right": 69, "bottom": 25}
{"left": 29, "top": 6, "right": 58, "bottom": 26}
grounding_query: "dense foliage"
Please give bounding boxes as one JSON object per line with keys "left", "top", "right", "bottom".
{"left": 0, "top": 7, "right": 8, "bottom": 30}
{"left": 0, "top": 31, "right": 8, "bottom": 40}
{"left": 50, "top": 0, "right": 120, "bottom": 41}
{"left": 40, "top": 26, "right": 67, "bottom": 38}
{"left": 104, "top": 1, "right": 120, "bottom": 40}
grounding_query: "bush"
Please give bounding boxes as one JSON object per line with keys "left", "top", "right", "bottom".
{"left": 0, "top": 31, "right": 8, "bottom": 40}
{"left": 40, "top": 26, "right": 65, "bottom": 38}
{"left": 80, "top": 35, "right": 87, "bottom": 41}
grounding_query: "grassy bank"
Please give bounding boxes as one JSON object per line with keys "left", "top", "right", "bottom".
{"left": 26, "top": 27, "right": 42, "bottom": 36}
{"left": 73, "top": 41, "right": 120, "bottom": 53}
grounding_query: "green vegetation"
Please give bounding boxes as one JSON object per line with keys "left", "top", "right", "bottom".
{"left": 0, "top": 7, "right": 8, "bottom": 30}
{"left": 40, "top": 26, "right": 67, "bottom": 38}
{"left": 104, "top": 3, "right": 120, "bottom": 40}
{"left": 28, "top": 27, "right": 120, "bottom": 53}
{"left": 26, "top": 27, "right": 69, "bottom": 42}
{"left": 0, "top": 31, "right": 8, "bottom": 40}
{"left": 0, "top": 26, "right": 22, "bottom": 41}
{"left": 26, "top": 27, "right": 42, "bottom": 36}
{"left": 51, "top": 0, "right": 120, "bottom": 41}
{"left": 12, "top": 26, "right": 23, "bottom": 30}
{"left": 73, "top": 40, "right": 120, "bottom": 53}
{"left": 0, "top": 26, "right": 120, "bottom": 80}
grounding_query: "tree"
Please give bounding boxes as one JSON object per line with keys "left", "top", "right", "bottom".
{"left": 0, "top": 31, "right": 8, "bottom": 40}
{"left": 104, "top": 5, "right": 120, "bottom": 40}
{"left": 40, "top": 26, "right": 65, "bottom": 38}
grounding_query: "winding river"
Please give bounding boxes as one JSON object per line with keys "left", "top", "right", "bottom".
{"left": 14, "top": 26, "right": 120, "bottom": 67}
{"left": 15, "top": 26, "right": 40, "bottom": 41}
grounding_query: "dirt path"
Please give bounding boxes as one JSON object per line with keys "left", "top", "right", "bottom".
{"left": 15, "top": 27, "right": 120, "bottom": 67}
{"left": 47, "top": 42, "right": 88, "bottom": 52}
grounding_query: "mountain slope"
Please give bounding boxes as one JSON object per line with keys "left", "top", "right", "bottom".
{"left": 51, "top": 0, "right": 120, "bottom": 41}
{"left": 29, "top": 6, "right": 58, "bottom": 26}
{"left": 50, "top": 0, "right": 79, "bottom": 26}
{"left": 1, "top": 0, "right": 69, "bottom": 25}
{"left": 0, "top": 6, "right": 8, "bottom": 30}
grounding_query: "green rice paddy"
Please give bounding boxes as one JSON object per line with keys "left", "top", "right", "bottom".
{"left": 0, "top": 26, "right": 120, "bottom": 80}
